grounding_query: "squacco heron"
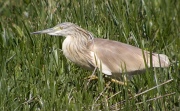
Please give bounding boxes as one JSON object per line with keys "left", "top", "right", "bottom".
{"left": 32, "top": 22, "right": 170, "bottom": 85}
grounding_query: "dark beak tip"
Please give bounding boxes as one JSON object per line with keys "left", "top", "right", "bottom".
{"left": 31, "top": 31, "right": 41, "bottom": 35}
{"left": 30, "top": 32, "right": 35, "bottom": 34}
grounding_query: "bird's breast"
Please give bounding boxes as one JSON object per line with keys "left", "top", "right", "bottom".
{"left": 62, "top": 37, "right": 94, "bottom": 69}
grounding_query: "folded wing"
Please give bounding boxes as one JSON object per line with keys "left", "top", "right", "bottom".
{"left": 88, "top": 38, "right": 170, "bottom": 75}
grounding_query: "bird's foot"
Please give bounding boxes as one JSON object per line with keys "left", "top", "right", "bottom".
{"left": 85, "top": 74, "right": 127, "bottom": 86}
{"left": 84, "top": 74, "right": 98, "bottom": 81}
{"left": 110, "top": 78, "right": 127, "bottom": 85}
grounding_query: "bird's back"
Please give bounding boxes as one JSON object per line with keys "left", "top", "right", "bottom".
{"left": 88, "top": 38, "right": 170, "bottom": 76}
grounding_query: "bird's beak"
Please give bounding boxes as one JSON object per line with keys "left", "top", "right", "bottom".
{"left": 31, "top": 26, "right": 61, "bottom": 36}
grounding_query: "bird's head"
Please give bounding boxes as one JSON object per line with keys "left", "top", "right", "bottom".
{"left": 32, "top": 22, "right": 82, "bottom": 37}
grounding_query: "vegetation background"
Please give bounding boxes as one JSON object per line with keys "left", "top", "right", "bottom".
{"left": 0, "top": 0, "right": 179, "bottom": 110}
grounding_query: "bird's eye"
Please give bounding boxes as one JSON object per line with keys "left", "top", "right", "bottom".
{"left": 54, "top": 26, "right": 63, "bottom": 30}
{"left": 59, "top": 27, "right": 63, "bottom": 30}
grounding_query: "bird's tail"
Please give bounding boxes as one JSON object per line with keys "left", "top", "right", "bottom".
{"left": 152, "top": 53, "right": 170, "bottom": 67}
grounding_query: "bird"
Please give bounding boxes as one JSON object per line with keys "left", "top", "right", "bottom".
{"left": 32, "top": 22, "right": 170, "bottom": 85}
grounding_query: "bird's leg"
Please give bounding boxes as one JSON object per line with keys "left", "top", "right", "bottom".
{"left": 84, "top": 67, "right": 98, "bottom": 81}
{"left": 84, "top": 67, "right": 98, "bottom": 87}
{"left": 104, "top": 75, "right": 127, "bottom": 86}
{"left": 110, "top": 78, "right": 127, "bottom": 85}
{"left": 114, "top": 74, "right": 127, "bottom": 85}
{"left": 85, "top": 74, "right": 98, "bottom": 80}
{"left": 85, "top": 67, "right": 127, "bottom": 86}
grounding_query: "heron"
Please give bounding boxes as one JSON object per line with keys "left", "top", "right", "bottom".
{"left": 32, "top": 22, "right": 170, "bottom": 85}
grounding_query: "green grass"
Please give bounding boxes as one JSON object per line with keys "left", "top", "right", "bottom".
{"left": 0, "top": 0, "right": 179, "bottom": 110}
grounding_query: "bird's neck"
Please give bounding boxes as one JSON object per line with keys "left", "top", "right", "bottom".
{"left": 70, "top": 35, "right": 89, "bottom": 46}
{"left": 62, "top": 35, "right": 89, "bottom": 53}
{"left": 62, "top": 35, "right": 93, "bottom": 69}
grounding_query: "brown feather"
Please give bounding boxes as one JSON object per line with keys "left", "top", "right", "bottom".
{"left": 32, "top": 22, "right": 170, "bottom": 79}
{"left": 88, "top": 38, "right": 170, "bottom": 76}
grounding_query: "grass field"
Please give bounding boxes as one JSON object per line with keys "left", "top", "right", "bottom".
{"left": 0, "top": 0, "right": 180, "bottom": 110}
